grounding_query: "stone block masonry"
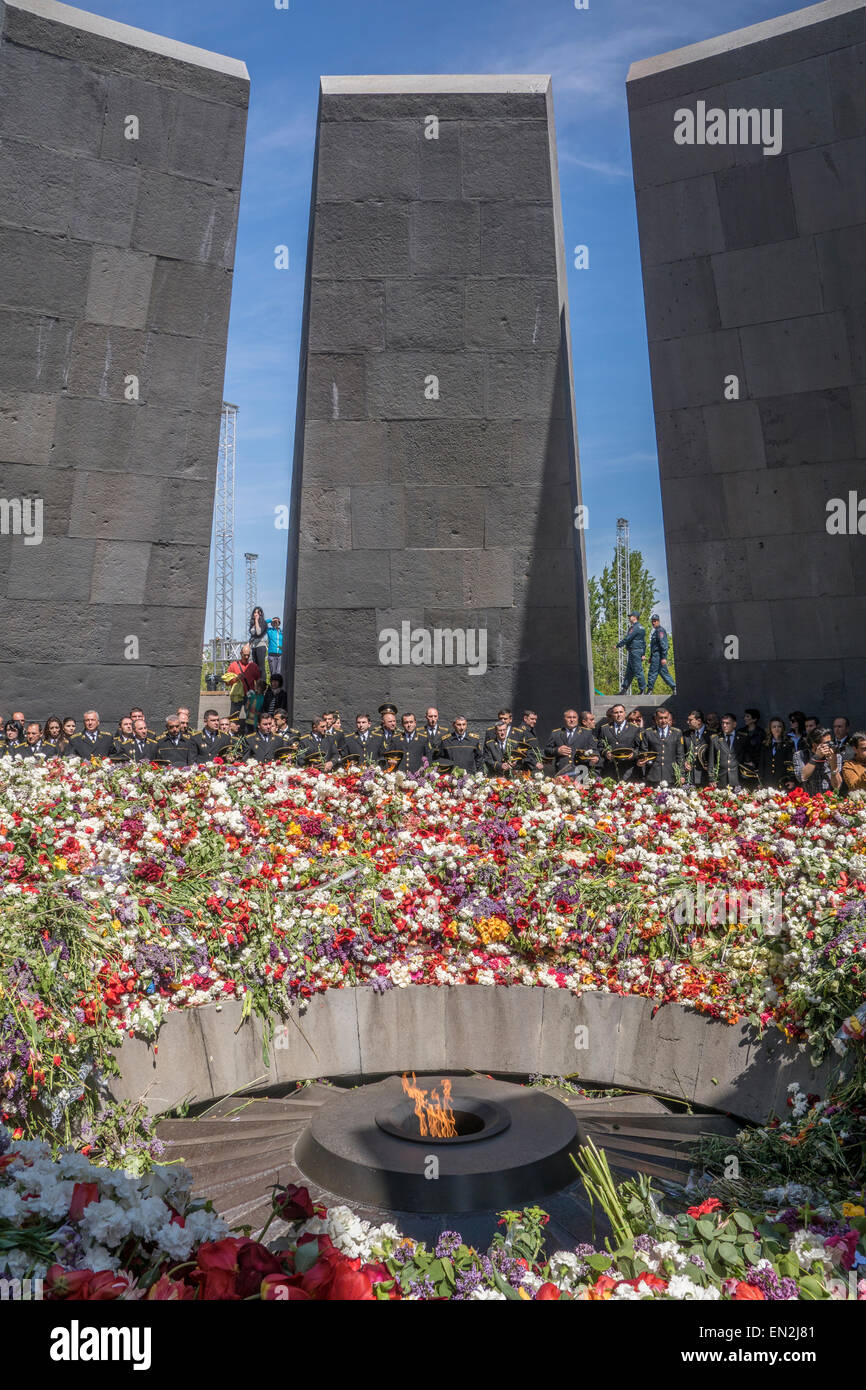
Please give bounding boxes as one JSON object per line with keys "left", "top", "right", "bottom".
{"left": 0, "top": 0, "right": 248, "bottom": 722}
{"left": 628, "top": 0, "right": 866, "bottom": 724}
{"left": 284, "top": 76, "right": 593, "bottom": 730}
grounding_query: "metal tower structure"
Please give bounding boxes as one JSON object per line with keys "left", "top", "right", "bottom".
{"left": 615, "top": 518, "right": 631, "bottom": 688}
{"left": 244, "top": 552, "right": 259, "bottom": 626}
{"left": 212, "top": 402, "right": 237, "bottom": 671}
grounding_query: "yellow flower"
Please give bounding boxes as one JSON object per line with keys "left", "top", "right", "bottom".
{"left": 842, "top": 1202, "right": 865, "bottom": 1219}
{"left": 326, "top": 903, "right": 340, "bottom": 917}
{"left": 287, "top": 822, "right": 302, "bottom": 836}
{"left": 53, "top": 856, "right": 67, "bottom": 870}
{"left": 111, "top": 918, "right": 122, "bottom": 931}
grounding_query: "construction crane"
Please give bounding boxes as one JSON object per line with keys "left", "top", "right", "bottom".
{"left": 244, "top": 552, "right": 259, "bottom": 624}
{"left": 615, "top": 518, "right": 631, "bottom": 689}
{"left": 212, "top": 403, "right": 237, "bottom": 671}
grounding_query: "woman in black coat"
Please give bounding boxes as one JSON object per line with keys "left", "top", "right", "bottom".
{"left": 758, "top": 716, "right": 796, "bottom": 789}
{"left": 248, "top": 606, "right": 269, "bottom": 677}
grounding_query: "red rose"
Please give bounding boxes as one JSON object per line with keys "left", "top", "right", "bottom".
{"left": 687, "top": 1197, "right": 723, "bottom": 1218}
{"left": 236, "top": 1242, "right": 284, "bottom": 1298}
{"left": 273, "top": 1183, "right": 315, "bottom": 1223}
{"left": 731, "top": 1282, "right": 765, "bottom": 1300}
{"left": 261, "top": 1274, "right": 312, "bottom": 1300}
{"left": 535, "top": 1283, "right": 561, "bottom": 1299}
{"left": 326, "top": 1263, "right": 376, "bottom": 1301}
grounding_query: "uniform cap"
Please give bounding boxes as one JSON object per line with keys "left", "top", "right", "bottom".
{"left": 378, "top": 702, "right": 398, "bottom": 715}
{"left": 651, "top": 614, "right": 660, "bottom": 622}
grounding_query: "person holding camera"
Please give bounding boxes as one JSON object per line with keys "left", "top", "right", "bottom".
{"left": 793, "top": 727, "right": 842, "bottom": 794}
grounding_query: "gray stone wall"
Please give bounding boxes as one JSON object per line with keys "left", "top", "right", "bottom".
{"left": 628, "top": 0, "right": 866, "bottom": 724}
{"left": 285, "top": 77, "right": 593, "bottom": 730}
{"left": 0, "top": 0, "right": 248, "bottom": 724}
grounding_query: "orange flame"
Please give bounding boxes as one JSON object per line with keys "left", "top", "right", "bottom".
{"left": 401, "top": 1072, "right": 457, "bottom": 1139}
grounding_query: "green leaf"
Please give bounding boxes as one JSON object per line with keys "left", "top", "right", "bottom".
{"left": 427, "top": 1259, "right": 445, "bottom": 1283}
{"left": 732, "top": 1211, "right": 754, "bottom": 1232}
{"left": 587, "top": 1253, "right": 613, "bottom": 1272}
{"left": 696, "top": 1219, "right": 715, "bottom": 1239}
{"left": 294, "top": 1241, "right": 321, "bottom": 1275}
{"left": 441, "top": 1257, "right": 456, "bottom": 1285}
{"left": 743, "top": 1242, "right": 761, "bottom": 1265}
{"left": 718, "top": 1243, "right": 739, "bottom": 1266}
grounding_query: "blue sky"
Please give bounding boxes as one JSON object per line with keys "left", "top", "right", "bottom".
{"left": 96, "top": 0, "right": 792, "bottom": 636}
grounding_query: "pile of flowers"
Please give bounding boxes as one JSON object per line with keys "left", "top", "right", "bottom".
{"left": 0, "top": 757, "right": 864, "bottom": 1153}
{"left": 2, "top": 1128, "right": 863, "bottom": 1300}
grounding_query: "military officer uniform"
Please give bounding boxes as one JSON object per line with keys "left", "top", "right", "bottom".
{"left": 421, "top": 722, "right": 448, "bottom": 758}
{"left": 341, "top": 731, "right": 385, "bottom": 768}
{"left": 483, "top": 733, "right": 531, "bottom": 777}
{"left": 440, "top": 730, "right": 482, "bottom": 772}
{"left": 599, "top": 719, "right": 641, "bottom": 781}
{"left": 391, "top": 730, "right": 429, "bottom": 773}
{"left": 192, "top": 729, "right": 233, "bottom": 763}
{"left": 66, "top": 731, "right": 116, "bottom": 759}
{"left": 685, "top": 725, "right": 711, "bottom": 786}
{"left": 130, "top": 734, "right": 160, "bottom": 763}
{"left": 156, "top": 734, "right": 191, "bottom": 767}
{"left": 646, "top": 621, "right": 675, "bottom": 692}
{"left": 297, "top": 731, "right": 337, "bottom": 768}
{"left": 617, "top": 619, "right": 647, "bottom": 695}
{"left": 13, "top": 739, "right": 59, "bottom": 758}
{"left": 544, "top": 725, "right": 588, "bottom": 775}
{"left": 758, "top": 736, "right": 795, "bottom": 788}
{"left": 241, "top": 730, "right": 288, "bottom": 763}
{"left": 639, "top": 725, "right": 686, "bottom": 785}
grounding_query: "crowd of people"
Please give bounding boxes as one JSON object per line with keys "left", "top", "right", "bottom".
{"left": 1, "top": 693, "right": 864, "bottom": 794}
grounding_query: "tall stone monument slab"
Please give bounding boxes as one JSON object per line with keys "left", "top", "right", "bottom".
{"left": 0, "top": 0, "right": 248, "bottom": 722}
{"left": 285, "top": 76, "right": 593, "bottom": 730}
{"left": 628, "top": 0, "right": 866, "bottom": 722}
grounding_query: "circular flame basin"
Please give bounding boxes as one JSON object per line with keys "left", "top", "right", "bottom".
{"left": 295, "top": 1075, "right": 579, "bottom": 1214}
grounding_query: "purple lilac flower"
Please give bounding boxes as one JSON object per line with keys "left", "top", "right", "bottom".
{"left": 746, "top": 1264, "right": 799, "bottom": 1300}
{"left": 435, "top": 1231, "right": 462, "bottom": 1260}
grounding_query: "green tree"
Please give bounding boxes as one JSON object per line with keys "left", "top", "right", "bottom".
{"left": 589, "top": 550, "right": 674, "bottom": 695}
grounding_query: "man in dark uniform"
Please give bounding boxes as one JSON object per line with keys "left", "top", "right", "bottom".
{"left": 544, "top": 708, "right": 583, "bottom": 775}
{"left": 112, "top": 716, "right": 135, "bottom": 759}
{"left": 241, "top": 712, "right": 286, "bottom": 763}
{"left": 66, "top": 710, "right": 115, "bottom": 760}
{"left": 297, "top": 718, "right": 337, "bottom": 770}
{"left": 129, "top": 717, "right": 159, "bottom": 763}
{"left": 484, "top": 708, "right": 516, "bottom": 744}
{"left": 13, "top": 721, "right": 58, "bottom": 757}
{"left": 157, "top": 715, "right": 191, "bottom": 767}
{"left": 599, "top": 703, "right": 641, "bottom": 780}
{"left": 440, "top": 717, "right": 482, "bottom": 772}
{"left": 193, "top": 710, "right": 233, "bottom": 763}
{"left": 129, "top": 707, "right": 159, "bottom": 740}
{"left": 393, "top": 712, "right": 429, "bottom": 773}
{"left": 341, "top": 714, "right": 384, "bottom": 768}
{"left": 617, "top": 614, "right": 646, "bottom": 695}
{"left": 323, "top": 711, "right": 346, "bottom": 756}
{"left": 484, "top": 719, "right": 539, "bottom": 776}
{"left": 422, "top": 707, "right": 447, "bottom": 758}
{"left": 711, "top": 713, "right": 750, "bottom": 789}
{"left": 638, "top": 707, "right": 685, "bottom": 784}
{"left": 684, "top": 710, "right": 711, "bottom": 786}
{"left": 646, "top": 615, "right": 675, "bottom": 693}
{"left": 519, "top": 710, "right": 542, "bottom": 759}
{"left": 377, "top": 704, "right": 401, "bottom": 754}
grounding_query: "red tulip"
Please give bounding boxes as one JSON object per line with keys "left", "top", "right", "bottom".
{"left": 535, "top": 1283, "right": 561, "bottom": 1299}
{"left": 69, "top": 1182, "right": 100, "bottom": 1222}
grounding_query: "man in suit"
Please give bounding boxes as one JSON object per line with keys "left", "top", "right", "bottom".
{"left": 545, "top": 709, "right": 584, "bottom": 776}
{"left": 393, "top": 712, "right": 429, "bottom": 773}
{"left": 638, "top": 707, "right": 685, "bottom": 785}
{"left": 646, "top": 615, "right": 675, "bottom": 693}
{"left": 832, "top": 715, "right": 853, "bottom": 761}
{"left": 157, "top": 715, "right": 191, "bottom": 767}
{"left": 440, "top": 717, "right": 482, "bottom": 772}
{"left": 129, "top": 717, "right": 159, "bottom": 763}
{"left": 66, "top": 710, "right": 115, "bottom": 760}
{"left": 341, "top": 714, "right": 385, "bottom": 769}
{"left": 377, "top": 704, "right": 402, "bottom": 755}
{"left": 193, "top": 710, "right": 233, "bottom": 763}
{"left": 241, "top": 712, "right": 287, "bottom": 763}
{"left": 484, "top": 708, "right": 516, "bottom": 744}
{"left": 617, "top": 613, "right": 647, "bottom": 695}
{"left": 422, "top": 707, "right": 448, "bottom": 758}
{"left": 684, "top": 710, "right": 711, "bottom": 786}
{"left": 483, "top": 719, "right": 524, "bottom": 777}
{"left": 599, "top": 703, "right": 640, "bottom": 780}
{"left": 13, "top": 721, "right": 58, "bottom": 757}
{"left": 711, "top": 713, "right": 751, "bottom": 789}
{"left": 297, "top": 718, "right": 337, "bottom": 770}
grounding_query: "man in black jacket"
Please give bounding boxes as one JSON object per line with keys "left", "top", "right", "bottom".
{"left": 297, "top": 718, "right": 337, "bottom": 770}
{"left": 598, "top": 704, "right": 640, "bottom": 780}
{"left": 156, "top": 716, "right": 191, "bottom": 766}
{"left": 392, "top": 712, "right": 430, "bottom": 773}
{"left": 129, "top": 718, "right": 159, "bottom": 763}
{"left": 638, "top": 708, "right": 685, "bottom": 784}
{"left": 66, "top": 710, "right": 115, "bottom": 759}
{"left": 341, "top": 714, "right": 385, "bottom": 768}
{"left": 193, "top": 710, "right": 233, "bottom": 763}
{"left": 711, "top": 713, "right": 751, "bottom": 789}
{"left": 13, "top": 721, "right": 59, "bottom": 757}
{"left": 545, "top": 709, "right": 583, "bottom": 775}
{"left": 684, "top": 710, "right": 711, "bottom": 787}
{"left": 440, "top": 717, "right": 482, "bottom": 772}
{"left": 241, "top": 713, "right": 287, "bottom": 763}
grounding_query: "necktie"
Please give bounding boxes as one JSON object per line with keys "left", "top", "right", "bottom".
{"left": 662, "top": 729, "right": 667, "bottom": 740}
{"left": 88, "top": 732, "right": 96, "bottom": 743}
{"left": 567, "top": 729, "right": 574, "bottom": 743}
{"left": 728, "top": 734, "right": 734, "bottom": 750}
